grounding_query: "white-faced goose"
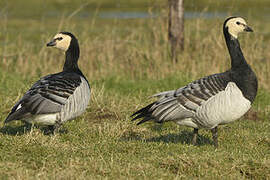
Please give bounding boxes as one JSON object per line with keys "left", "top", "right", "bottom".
{"left": 5, "top": 32, "right": 91, "bottom": 133}
{"left": 131, "top": 17, "right": 258, "bottom": 148}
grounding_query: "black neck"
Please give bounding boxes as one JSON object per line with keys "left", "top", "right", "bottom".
{"left": 223, "top": 26, "right": 258, "bottom": 103}
{"left": 63, "top": 41, "right": 80, "bottom": 72}
{"left": 224, "top": 27, "right": 248, "bottom": 69}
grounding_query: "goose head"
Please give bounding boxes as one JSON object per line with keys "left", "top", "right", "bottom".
{"left": 47, "top": 32, "right": 80, "bottom": 71}
{"left": 224, "top": 17, "right": 253, "bottom": 39}
{"left": 47, "top": 32, "right": 78, "bottom": 52}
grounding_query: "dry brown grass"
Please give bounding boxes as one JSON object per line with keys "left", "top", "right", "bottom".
{"left": 1, "top": 13, "right": 270, "bottom": 92}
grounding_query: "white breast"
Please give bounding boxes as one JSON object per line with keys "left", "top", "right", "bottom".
{"left": 195, "top": 82, "right": 251, "bottom": 129}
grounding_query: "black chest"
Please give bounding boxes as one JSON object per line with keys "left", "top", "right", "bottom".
{"left": 230, "top": 67, "right": 258, "bottom": 103}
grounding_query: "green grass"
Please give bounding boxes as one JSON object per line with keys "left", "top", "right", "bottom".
{"left": 0, "top": 74, "right": 269, "bottom": 179}
{"left": 0, "top": 0, "right": 270, "bottom": 179}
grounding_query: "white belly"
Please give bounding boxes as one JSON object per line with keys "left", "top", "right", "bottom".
{"left": 24, "top": 113, "right": 59, "bottom": 125}
{"left": 195, "top": 82, "right": 251, "bottom": 129}
{"left": 175, "top": 118, "right": 199, "bottom": 128}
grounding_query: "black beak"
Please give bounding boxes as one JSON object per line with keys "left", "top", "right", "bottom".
{"left": 46, "top": 39, "right": 56, "bottom": 47}
{"left": 244, "top": 25, "right": 253, "bottom": 32}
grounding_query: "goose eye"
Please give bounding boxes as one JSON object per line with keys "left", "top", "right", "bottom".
{"left": 56, "top": 37, "right": 63, "bottom": 41}
{"left": 236, "top": 21, "right": 240, "bottom": 25}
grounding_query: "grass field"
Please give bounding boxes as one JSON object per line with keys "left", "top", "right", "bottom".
{"left": 0, "top": 0, "right": 270, "bottom": 179}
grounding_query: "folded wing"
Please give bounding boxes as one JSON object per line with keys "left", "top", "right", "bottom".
{"left": 5, "top": 72, "right": 82, "bottom": 123}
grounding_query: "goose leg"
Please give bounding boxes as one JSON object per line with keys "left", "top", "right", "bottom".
{"left": 211, "top": 127, "right": 218, "bottom": 148}
{"left": 192, "top": 128, "right": 199, "bottom": 145}
{"left": 23, "top": 121, "right": 33, "bottom": 130}
{"left": 48, "top": 125, "right": 55, "bottom": 133}
{"left": 47, "top": 122, "right": 61, "bottom": 134}
{"left": 53, "top": 121, "right": 62, "bottom": 134}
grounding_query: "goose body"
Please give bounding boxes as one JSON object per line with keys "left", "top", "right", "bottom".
{"left": 132, "top": 17, "right": 258, "bottom": 147}
{"left": 5, "top": 32, "right": 90, "bottom": 132}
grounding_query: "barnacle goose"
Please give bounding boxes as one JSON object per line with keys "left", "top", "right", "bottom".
{"left": 5, "top": 32, "right": 91, "bottom": 133}
{"left": 131, "top": 17, "right": 258, "bottom": 147}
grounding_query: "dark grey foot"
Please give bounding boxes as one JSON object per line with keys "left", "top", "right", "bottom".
{"left": 23, "top": 121, "right": 33, "bottom": 129}
{"left": 47, "top": 125, "right": 55, "bottom": 134}
{"left": 211, "top": 127, "right": 218, "bottom": 148}
{"left": 192, "top": 128, "right": 199, "bottom": 145}
{"left": 53, "top": 123, "right": 62, "bottom": 134}
{"left": 46, "top": 124, "right": 61, "bottom": 134}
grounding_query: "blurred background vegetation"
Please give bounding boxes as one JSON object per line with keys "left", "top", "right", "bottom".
{"left": 0, "top": 0, "right": 269, "bottom": 179}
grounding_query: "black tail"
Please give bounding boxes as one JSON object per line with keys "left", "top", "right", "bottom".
{"left": 4, "top": 102, "right": 25, "bottom": 124}
{"left": 131, "top": 102, "right": 156, "bottom": 125}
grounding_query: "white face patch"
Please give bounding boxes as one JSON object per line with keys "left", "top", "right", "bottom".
{"left": 52, "top": 33, "right": 72, "bottom": 51}
{"left": 225, "top": 17, "right": 248, "bottom": 38}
